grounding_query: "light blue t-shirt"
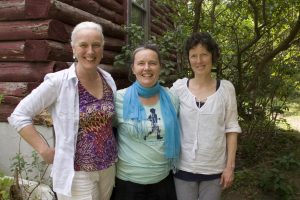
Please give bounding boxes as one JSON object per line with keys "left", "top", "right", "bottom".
{"left": 115, "top": 88, "right": 179, "bottom": 184}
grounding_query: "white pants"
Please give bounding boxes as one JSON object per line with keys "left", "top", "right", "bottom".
{"left": 57, "top": 165, "right": 115, "bottom": 200}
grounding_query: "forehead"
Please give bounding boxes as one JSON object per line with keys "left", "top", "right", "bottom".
{"left": 134, "top": 49, "right": 158, "bottom": 60}
{"left": 74, "top": 29, "right": 102, "bottom": 42}
{"left": 190, "top": 43, "right": 208, "bottom": 51}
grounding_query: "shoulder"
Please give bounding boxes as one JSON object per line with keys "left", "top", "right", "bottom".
{"left": 219, "top": 80, "right": 238, "bottom": 103}
{"left": 220, "top": 80, "right": 236, "bottom": 93}
{"left": 171, "top": 78, "right": 188, "bottom": 89}
{"left": 116, "top": 88, "right": 127, "bottom": 95}
{"left": 116, "top": 88, "right": 128, "bottom": 102}
{"left": 221, "top": 79, "right": 235, "bottom": 88}
{"left": 170, "top": 78, "right": 188, "bottom": 94}
{"left": 162, "top": 86, "right": 175, "bottom": 98}
{"left": 44, "top": 65, "right": 75, "bottom": 83}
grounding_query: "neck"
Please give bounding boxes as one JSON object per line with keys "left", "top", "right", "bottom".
{"left": 193, "top": 74, "right": 214, "bottom": 86}
{"left": 135, "top": 81, "right": 160, "bottom": 98}
{"left": 76, "top": 65, "right": 99, "bottom": 81}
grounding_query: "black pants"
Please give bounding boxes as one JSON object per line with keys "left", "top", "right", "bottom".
{"left": 111, "top": 172, "right": 177, "bottom": 200}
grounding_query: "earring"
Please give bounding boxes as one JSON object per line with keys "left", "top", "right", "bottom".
{"left": 73, "top": 55, "right": 77, "bottom": 62}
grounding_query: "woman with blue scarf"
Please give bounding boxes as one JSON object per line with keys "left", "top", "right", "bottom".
{"left": 112, "top": 44, "right": 180, "bottom": 200}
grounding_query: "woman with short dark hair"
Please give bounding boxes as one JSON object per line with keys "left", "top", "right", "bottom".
{"left": 171, "top": 32, "right": 242, "bottom": 200}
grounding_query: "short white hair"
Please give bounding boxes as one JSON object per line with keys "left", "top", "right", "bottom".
{"left": 71, "top": 21, "right": 104, "bottom": 47}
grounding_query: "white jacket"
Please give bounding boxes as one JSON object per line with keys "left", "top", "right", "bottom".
{"left": 8, "top": 63, "right": 116, "bottom": 196}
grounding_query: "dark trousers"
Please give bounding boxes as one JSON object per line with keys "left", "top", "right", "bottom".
{"left": 111, "top": 172, "right": 177, "bottom": 200}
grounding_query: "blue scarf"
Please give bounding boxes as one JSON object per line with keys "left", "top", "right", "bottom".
{"left": 123, "top": 81, "right": 180, "bottom": 161}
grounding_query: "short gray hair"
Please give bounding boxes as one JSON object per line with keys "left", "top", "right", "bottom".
{"left": 71, "top": 21, "right": 104, "bottom": 47}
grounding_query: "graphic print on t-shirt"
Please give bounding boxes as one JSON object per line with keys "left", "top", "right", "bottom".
{"left": 144, "top": 108, "right": 163, "bottom": 140}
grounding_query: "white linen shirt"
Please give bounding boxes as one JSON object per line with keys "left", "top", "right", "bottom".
{"left": 8, "top": 63, "right": 116, "bottom": 197}
{"left": 170, "top": 78, "right": 241, "bottom": 174}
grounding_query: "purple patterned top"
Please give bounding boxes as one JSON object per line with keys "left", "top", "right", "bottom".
{"left": 74, "top": 74, "right": 117, "bottom": 171}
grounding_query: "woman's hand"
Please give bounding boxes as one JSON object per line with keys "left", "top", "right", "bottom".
{"left": 40, "top": 147, "right": 55, "bottom": 164}
{"left": 220, "top": 166, "right": 234, "bottom": 189}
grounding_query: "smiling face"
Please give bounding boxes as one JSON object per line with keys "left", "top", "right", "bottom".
{"left": 72, "top": 29, "right": 103, "bottom": 71}
{"left": 189, "top": 44, "right": 213, "bottom": 76}
{"left": 132, "top": 49, "right": 161, "bottom": 88}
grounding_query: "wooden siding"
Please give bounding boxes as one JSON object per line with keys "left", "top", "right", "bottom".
{"left": 0, "top": 0, "right": 174, "bottom": 122}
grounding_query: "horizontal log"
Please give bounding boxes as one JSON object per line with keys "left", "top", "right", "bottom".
{"left": 150, "top": 23, "right": 164, "bottom": 36}
{"left": 151, "top": 2, "right": 174, "bottom": 26}
{"left": 100, "top": 64, "right": 128, "bottom": 78}
{"left": 0, "top": 104, "right": 14, "bottom": 122}
{"left": 72, "top": 0, "right": 124, "bottom": 25}
{"left": 56, "top": 0, "right": 73, "bottom": 5}
{"left": 25, "top": 0, "right": 125, "bottom": 39}
{"left": 0, "top": 61, "right": 68, "bottom": 82}
{"left": 150, "top": 7, "right": 174, "bottom": 29}
{"left": 0, "top": 82, "right": 39, "bottom": 97}
{"left": 0, "top": 41, "right": 25, "bottom": 61}
{"left": 115, "top": 0, "right": 123, "bottom": 5}
{"left": 150, "top": 31, "right": 160, "bottom": 38}
{"left": 0, "top": 0, "right": 26, "bottom": 21}
{"left": 59, "top": 0, "right": 125, "bottom": 17}
{"left": 104, "top": 37, "right": 125, "bottom": 51}
{"left": 1, "top": 95, "right": 22, "bottom": 106}
{"left": 0, "top": 19, "right": 69, "bottom": 42}
{"left": 0, "top": 103, "right": 53, "bottom": 125}
{"left": 0, "top": 40, "right": 72, "bottom": 62}
{"left": 24, "top": 40, "right": 73, "bottom": 61}
{"left": 151, "top": 18, "right": 172, "bottom": 33}
{"left": 93, "top": 0, "right": 123, "bottom": 15}
{"left": 53, "top": 62, "right": 69, "bottom": 72}
{"left": 102, "top": 50, "right": 119, "bottom": 64}
{"left": 98, "top": 6, "right": 124, "bottom": 25}
{"left": 73, "top": 0, "right": 102, "bottom": 18}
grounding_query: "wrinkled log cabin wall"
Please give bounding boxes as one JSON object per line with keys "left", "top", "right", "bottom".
{"left": 0, "top": 0, "right": 174, "bottom": 122}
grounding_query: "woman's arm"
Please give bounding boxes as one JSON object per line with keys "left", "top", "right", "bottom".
{"left": 19, "top": 124, "right": 55, "bottom": 164}
{"left": 220, "top": 132, "right": 238, "bottom": 189}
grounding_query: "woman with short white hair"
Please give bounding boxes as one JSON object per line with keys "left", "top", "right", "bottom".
{"left": 8, "top": 21, "right": 117, "bottom": 200}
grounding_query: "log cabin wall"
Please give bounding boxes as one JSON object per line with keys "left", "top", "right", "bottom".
{"left": 0, "top": 0, "right": 175, "bottom": 122}
{"left": 150, "top": 0, "right": 174, "bottom": 37}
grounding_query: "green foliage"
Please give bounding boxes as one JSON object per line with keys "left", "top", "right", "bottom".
{"left": 113, "top": 23, "right": 189, "bottom": 84}
{"left": 148, "top": 1, "right": 300, "bottom": 199}
{"left": 150, "top": 27, "right": 187, "bottom": 84}
{"left": 158, "top": 0, "right": 300, "bottom": 128}
{"left": 114, "top": 24, "right": 145, "bottom": 68}
{"left": 9, "top": 151, "right": 52, "bottom": 199}
{"left": 258, "top": 168, "right": 295, "bottom": 199}
{"left": 236, "top": 129, "right": 300, "bottom": 199}
{"left": 0, "top": 173, "right": 13, "bottom": 200}
{"left": 232, "top": 169, "right": 258, "bottom": 190}
{"left": 0, "top": 94, "right": 3, "bottom": 104}
{"left": 232, "top": 151, "right": 299, "bottom": 199}
{"left": 274, "top": 153, "right": 300, "bottom": 170}
{"left": 10, "top": 151, "right": 49, "bottom": 184}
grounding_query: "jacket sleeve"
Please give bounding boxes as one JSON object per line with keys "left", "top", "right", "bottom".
{"left": 8, "top": 74, "right": 60, "bottom": 132}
